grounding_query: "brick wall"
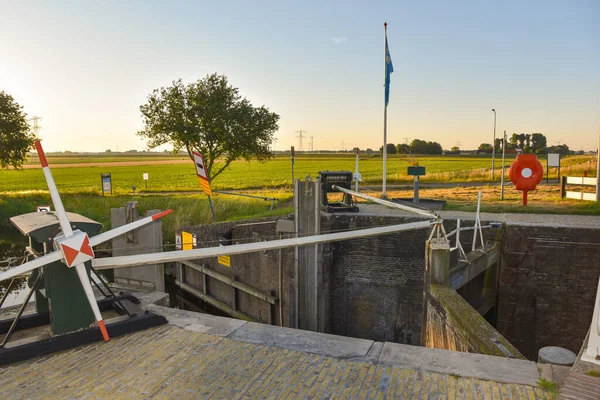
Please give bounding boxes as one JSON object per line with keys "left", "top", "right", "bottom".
{"left": 322, "top": 214, "right": 432, "bottom": 345}
{"left": 496, "top": 224, "right": 600, "bottom": 360}
{"left": 178, "top": 217, "right": 295, "bottom": 327}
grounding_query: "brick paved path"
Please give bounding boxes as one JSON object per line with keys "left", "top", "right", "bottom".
{"left": 0, "top": 325, "right": 550, "bottom": 399}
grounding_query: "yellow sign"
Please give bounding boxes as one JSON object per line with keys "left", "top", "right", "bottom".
{"left": 218, "top": 255, "right": 231, "bottom": 267}
{"left": 199, "top": 178, "right": 212, "bottom": 196}
{"left": 182, "top": 231, "right": 193, "bottom": 251}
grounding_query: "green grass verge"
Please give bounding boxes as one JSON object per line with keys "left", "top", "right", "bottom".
{"left": 0, "top": 193, "right": 293, "bottom": 246}
{"left": 537, "top": 377, "right": 560, "bottom": 398}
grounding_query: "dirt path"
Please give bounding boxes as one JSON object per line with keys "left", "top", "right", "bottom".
{"left": 19, "top": 159, "right": 191, "bottom": 169}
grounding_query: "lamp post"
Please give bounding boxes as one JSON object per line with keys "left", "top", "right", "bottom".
{"left": 491, "top": 109, "right": 497, "bottom": 180}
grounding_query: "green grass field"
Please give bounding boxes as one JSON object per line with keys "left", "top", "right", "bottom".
{"left": 2, "top": 153, "right": 596, "bottom": 194}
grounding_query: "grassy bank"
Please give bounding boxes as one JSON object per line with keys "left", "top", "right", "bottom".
{"left": 0, "top": 192, "right": 293, "bottom": 245}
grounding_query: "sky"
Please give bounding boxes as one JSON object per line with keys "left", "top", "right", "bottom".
{"left": 0, "top": 0, "right": 598, "bottom": 152}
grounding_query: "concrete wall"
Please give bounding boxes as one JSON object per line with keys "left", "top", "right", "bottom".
{"left": 111, "top": 206, "right": 164, "bottom": 292}
{"left": 424, "top": 284, "right": 525, "bottom": 359}
{"left": 496, "top": 224, "right": 600, "bottom": 360}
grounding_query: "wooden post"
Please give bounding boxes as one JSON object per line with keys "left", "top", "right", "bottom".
{"left": 560, "top": 176, "right": 567, "bottom": 199}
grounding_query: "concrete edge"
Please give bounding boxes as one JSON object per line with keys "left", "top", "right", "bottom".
{"left": 139, "top": 302, "right": 543, "bottom": 387}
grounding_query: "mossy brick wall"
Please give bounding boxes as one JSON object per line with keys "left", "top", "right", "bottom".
{"left": 424, "top": 284, "right": 525, "bottom": 359}
{"left": 496, "top": 224, "right": 600, "bottom": 360}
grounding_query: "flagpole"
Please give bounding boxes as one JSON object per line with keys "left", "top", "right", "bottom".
{"left": 596, "top": 115, "right": 599, "bottom": 202}
{"left": 382, "top": 22, "right": 388, "bottom": 198}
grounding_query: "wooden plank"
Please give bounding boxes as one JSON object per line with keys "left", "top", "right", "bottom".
{"left": 181, "top": 260, "right": 278, "bottom": 305}
{"left": 175, "top": 279, "right": 256, "bottom": 322}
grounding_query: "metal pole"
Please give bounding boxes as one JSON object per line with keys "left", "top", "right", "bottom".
{"left": 491, "top": 109, "right": 496, "bottom": 180}
{"left": 355, "top": 149, "right": 359, "bottom": 192}
{"left": 413, "top": 176, "right": 419, "bottom": 206}
{"left": 207, "top": 195, "right": 217, "bottom": 222}
{"left": 332, "top": 184, "right": 437, "bottom": 219}
{"left": 382, "top": 23, "right": 388, "bottom": 199}
{"left": 501, "top": 130, "right": 507, "bottom": 200}
{"left": 291, "top": 146, "right": 295, "bottom": 193}
{"left": 596, "top": 117, "right": 600, "bottom": 202}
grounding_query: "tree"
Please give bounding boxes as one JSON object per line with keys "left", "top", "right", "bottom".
{"left": 138, "top": 74, "right": 280, "bottom": 181}
{"left": 0, "top": 91, "right": 36, "bottom": 169}
{"left": 396, "top": 143, "right": 410, "bottom": 154}
{"left": 494, "top": 138, "right": 503, "bottom": 153}
{"left": 410, "top": 139, "right": 443, "bottom": 154}
{"left": 530, "top": 133, "right": 547, "bottom": 154}
{"left": 547, "top": 144, "right": 570, "bottom": 155}
{"left": 478, "top": 143, "right": 493, "bottom": 154}
{"left": 380, "top": 143, "right": 397, "bottom": 154}
{"left": 105, "top": 149, "right": 112, "bottom": 153}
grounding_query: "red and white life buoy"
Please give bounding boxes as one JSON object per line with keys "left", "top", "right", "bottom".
{"left": 508, "top": 154, "right": 544, "bottom": 206}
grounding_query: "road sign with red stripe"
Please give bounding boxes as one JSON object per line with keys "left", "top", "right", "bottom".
{"left": 192, "top": 151, "right": 209, "bottom": 181}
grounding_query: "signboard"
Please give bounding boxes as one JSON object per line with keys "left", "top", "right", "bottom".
{"left": 218, "top": 255, "right": 231, "bottom": 267}
{"left": 36, "top": 205, "right": 51, "bottom": 212}
{"left": 182, "top": 231, "right": 194, "bottom": 251}
{"left": 175, "top": 233, "right": 182, "bottom": 250}
{"left": 407, "top": 166, "right": 426, "bottom": 176}
{"left": 101, "top": 173, "right": 112, "bottom": 196}
{"left": 199, "top": 179, "right": 212, "bottom": 196}
{"left": 192, "top": 151, "right": 212, "bottom": 195}
{"left": 548, "top": 153, "right": 560, "bottom": 167}
{"left": 143, "top": 173, "right": 149, "bottom": 180}
{"left": 192, "top": 151, "right": 209, "bottom": 180}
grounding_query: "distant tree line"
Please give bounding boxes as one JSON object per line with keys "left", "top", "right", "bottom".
{"left": 478, "top": 133, "right": 573, "bottom": 155}
{"left": 380, "top": 139, "right": 444, "bottom": 155}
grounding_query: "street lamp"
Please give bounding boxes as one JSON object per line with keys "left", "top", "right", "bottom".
{"left": 491, "top": 109, "right": 497, "bottom": 180}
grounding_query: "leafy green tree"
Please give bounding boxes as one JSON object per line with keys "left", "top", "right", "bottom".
{"left": 380, "top": 143, "right": 397, "bottom": 154}
{"left": 0, "top": 91, "right": 36, "bottom": 169}
{"left": 138, "top": 74, "right": 280, "bottom": 181}
{"left": 410, "top": 139, "right": 443, "bottom": 154}
{"left": 547, "top": 144, "right": 570, "bottom": 155}
{"left": 494, "top": 138, "right": 503, "bottom": 153}
{"left": 396, "top": 143, "right": 410, "bottom": 154}
{"left": 478, "top": 143, "right": 493, "bottom": 153}
{"left": 530, "top": 133, "right": 547, "bottom": 154}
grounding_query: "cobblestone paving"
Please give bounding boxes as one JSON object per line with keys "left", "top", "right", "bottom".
{"left": 361, "top": 204, "right": 600, "bottom": 228}
{"left": 0, "top": 325, "right": 550, "bottom": 399}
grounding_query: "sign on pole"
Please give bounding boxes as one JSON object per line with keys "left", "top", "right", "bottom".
{"left": 191, "top": 151, "right": 216, "bottom": 221}
{"left": 547, "top": 153, "right": 560, "bottom": 183}
{"left": 101, "top": 173, "right": 112, "bottom": 196}
{"left": 175, "top": 233, "right": 182, "bottom": 250}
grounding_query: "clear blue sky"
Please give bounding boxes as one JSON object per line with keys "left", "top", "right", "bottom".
{"left": 1, "top": 0, "right": 598, "bottom": 152}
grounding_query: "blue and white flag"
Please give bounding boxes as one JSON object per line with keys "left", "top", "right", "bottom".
{"left": 385, "top": 33, "right": 394, "bottom": 107}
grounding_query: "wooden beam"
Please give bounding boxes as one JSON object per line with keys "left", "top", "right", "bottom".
{"left": 181, "top": 260, "right": 278, "bottom": 305}
{"left": 175, "top": 280, "right": 255, "bottom": 322}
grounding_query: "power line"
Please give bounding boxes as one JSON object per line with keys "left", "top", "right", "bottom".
{"left": 295, "top": 130, "right": 307, "bottom": 152}
{"left": 29, "top": 116, "right": 42, "bottom": 138}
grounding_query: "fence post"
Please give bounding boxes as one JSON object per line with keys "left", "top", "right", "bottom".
{"left": 560, "top": 176, "right": 567, "bottom": 199}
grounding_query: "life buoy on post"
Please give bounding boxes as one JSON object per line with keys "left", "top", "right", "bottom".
{"left": 508, "top": 154, "right": 544, "bottom": 206}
